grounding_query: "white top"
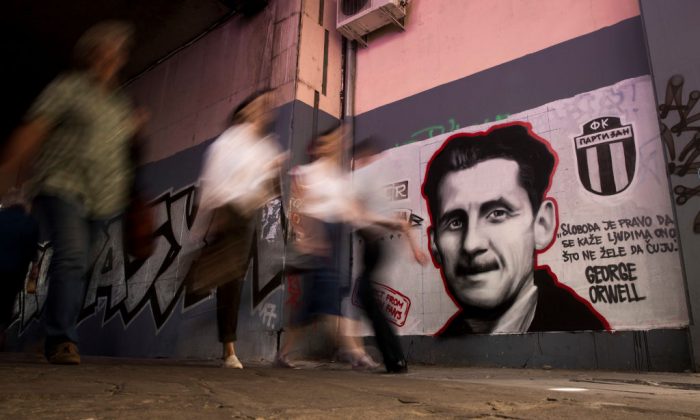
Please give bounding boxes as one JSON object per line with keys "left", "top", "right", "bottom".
{"left": 352, "top": 161, "right": 390, "bottom": 216}
{"left": 292, "top": 159, "right": 354, "bottom": 223}
{"left": 198, "top": 123, "right": 281, "bottom": 214}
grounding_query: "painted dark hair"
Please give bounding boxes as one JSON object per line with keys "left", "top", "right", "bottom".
{"left": 422, "top": 123, "right": 555, "bottom": 216}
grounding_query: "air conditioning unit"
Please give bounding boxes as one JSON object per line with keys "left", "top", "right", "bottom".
{"left": 337, "top": 0, "right": 406, "bottom": 46}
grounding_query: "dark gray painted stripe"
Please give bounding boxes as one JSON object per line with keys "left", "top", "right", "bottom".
{"left": 396, "top": 329, "right": 690, "bottom": 371}
{"left": 355, "top": 17, "right": 650, "bottom": 152}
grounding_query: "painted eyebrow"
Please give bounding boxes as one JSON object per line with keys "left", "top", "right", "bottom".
{"left": 479, "top": 198, "right": 517, "bottom": 217}
{"left": 438, "top": 208, "right": 467, "bottom": 227}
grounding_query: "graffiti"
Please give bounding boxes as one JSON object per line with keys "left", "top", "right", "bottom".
{"left": 395, "top": 114, "right": 511, "bottom": 148}
{"left": 14, "top": 185, "right": 204, "bottom": 331}
{"left": 351, "top": 76, "right": 688, "bottom": 337}
{"left": 285, "top": 274, "right": 302, "bottom": 309}
{"left": 483, "top": 114, "right": 511, "bottom": 124}
{"left": 13, "top": 185, "right": 286, "bottom": 332}
{"left": 352, "top": 281, "right": 411, "bottom": 327}
{"left": 261, "top": 199, "right": 282, "bottom": 242}
{"left": 423, "top": 123, "right": 609, "bottom": 335}
{"left": 15, "top": 243, "right": 52, "bottom": 330}
{"left": 410, "top": 118, "right": 461, "bottom": 141}
{"left": 83, "top": 185, "right": 201, "bottom": 328}
{"left": 250, "top": 224, "right": 284, "bottom": 309}
{"left": 383, "top": 180, "right": 409, "bottom": 201}
{"left": 255, "top": 302, "right": 278, "bottom": 329}
{"left": 574, "top": 117, "right": 636, "bottom": 196}
{"left": 251, "top": 197, "right": 285, "bottom": 308}
{"left": 659, "top": 74, "right": 700, "bottom": 232}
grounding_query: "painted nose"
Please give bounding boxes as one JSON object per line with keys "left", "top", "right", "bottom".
{"left": 462, "top": 222, "right": 488, "bottom": 258}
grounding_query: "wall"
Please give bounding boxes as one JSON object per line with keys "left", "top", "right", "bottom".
{"left": 8, "top": 0, "right": 693, "bottom": 372}
{"left": 350, "top": 0, "right": 692, "bottom": 370}
{"left": 640, "top": 0, "right": 700, "bottom": 370}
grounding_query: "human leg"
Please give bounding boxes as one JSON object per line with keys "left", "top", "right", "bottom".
{"left": 33, "top": 195, "right": 93, "bottom": 364}
{"left": 358, "top": 231, "right": 406, "bottom": 372}
{"left": 216, "top": 278, "right": 244, "bottom": 368}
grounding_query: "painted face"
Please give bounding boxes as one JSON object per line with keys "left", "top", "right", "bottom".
{"left": 431, "top": 159, "right": 537, "bottom": 310}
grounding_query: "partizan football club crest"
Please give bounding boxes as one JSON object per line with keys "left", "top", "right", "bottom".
{"left": 574, "top": 116, "right": 636, "bottom": 196}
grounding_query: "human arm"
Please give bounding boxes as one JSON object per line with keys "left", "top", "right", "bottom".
{"left": 0, "top": 75, "right": 75, "bottom": 194}
{"left": 0, "top": 118, "right": 52, "bottom": 195}
{"left": 401, "top": 222, "right": 430, "bottom": 266}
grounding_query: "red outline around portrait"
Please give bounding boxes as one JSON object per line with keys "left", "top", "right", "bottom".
{"left": 421, "top": 121, "right": 610, "bottom": 336}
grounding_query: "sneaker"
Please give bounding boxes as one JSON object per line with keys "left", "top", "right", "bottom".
{"left": 48, "top": 342, "right": 81, "bottom": 365}
{"left": 222, "top": 354, "right": 243, "bottom": 369}
{"left": 352, "top": 353, "right": 380, "bottom": 371}
{"left": 274, "top": 354, "right": 298, "bottom": 369}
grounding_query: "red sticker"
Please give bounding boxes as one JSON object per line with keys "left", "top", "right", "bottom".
{"left": 353, "top": 281, "right": 411, "bottom": 327}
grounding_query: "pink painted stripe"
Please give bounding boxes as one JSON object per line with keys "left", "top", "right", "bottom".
{"left": 355, "top": 0, "right": 640, "bottom": 115}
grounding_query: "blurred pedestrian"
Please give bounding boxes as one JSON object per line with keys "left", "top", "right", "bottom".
{"left": 352, "top": 140, "right": 429, "bottom": 373}
{"left": 187, "top": 89, "right": 285, "bottom": 369}
{"left": 0, "top": 21, "right": 145, "bottom": 364}
{"left": 276, "top": 125, "right": 354, "bottom": 368}
{"left": 277, "top": 126, "right": 396, "bottom": 369}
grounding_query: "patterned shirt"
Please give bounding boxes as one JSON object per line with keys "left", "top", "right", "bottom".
{"left": 26, "top": 71, "right": 135, "bottom": 218}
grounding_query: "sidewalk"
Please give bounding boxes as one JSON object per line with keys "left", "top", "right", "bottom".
{"left": 1, "top": 353, "right": 698, "bottom": 419}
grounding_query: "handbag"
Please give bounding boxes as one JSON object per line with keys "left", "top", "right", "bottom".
{"left": 283, "top": 193, "right": 321, "bottom": 274}
{"left": 184, "top": 206, "right": 254, "bottom": 293}
{"left": 123, "top": 195, "right": 154, "bottom": 260}
{"left": 123, "top": 133, "right": 155, "bottom": 260}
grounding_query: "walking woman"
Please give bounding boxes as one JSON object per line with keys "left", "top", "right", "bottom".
{"left": 191, "top": 89, "right": 286, "bottom": 368}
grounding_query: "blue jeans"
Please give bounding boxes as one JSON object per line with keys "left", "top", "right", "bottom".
{"left": 33, "top": 195, "right": 105, "bottom": 355}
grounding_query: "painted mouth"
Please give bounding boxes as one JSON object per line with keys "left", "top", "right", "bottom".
{"left": 456, "top": 261, "right": 499, "bottom": 276}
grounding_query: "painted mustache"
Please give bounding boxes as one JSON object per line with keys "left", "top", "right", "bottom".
{"left": 456, "top": 260, "right": 499, "bottom": 276}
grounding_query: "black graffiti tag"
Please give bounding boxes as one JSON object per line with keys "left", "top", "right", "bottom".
{"left": 659, "top": 74, "right": 700, "bottom": 232}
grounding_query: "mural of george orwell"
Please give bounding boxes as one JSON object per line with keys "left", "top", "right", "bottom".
{"left": 422, "top": 123, "right": 608, "bottom": 336}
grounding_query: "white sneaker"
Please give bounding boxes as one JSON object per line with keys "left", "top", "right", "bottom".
{"left": 222, "top": 354, "right": 243, "bottom": 369}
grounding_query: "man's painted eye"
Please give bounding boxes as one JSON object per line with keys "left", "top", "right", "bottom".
{"left": 487, "top": 209, "right": 510, "bottom": 222}
{"left": 447, "top": 219, "right": 463, "bottom": 230}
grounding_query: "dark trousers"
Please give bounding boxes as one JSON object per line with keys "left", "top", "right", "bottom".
{"left": 216, "top": 278, "right": 244, "bottom": 343}
{"left": 0, "top": 270, "right": 25, "bottom": 329}
{"left": 357, "top": 229, "right": 405, "bottom": 370}
{"left": 33, "top": 195, "right": 105, "bottom": 355}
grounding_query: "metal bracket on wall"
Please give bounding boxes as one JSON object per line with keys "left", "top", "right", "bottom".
{"left": 379, "top": 6, "right": 405, "bottom": 31}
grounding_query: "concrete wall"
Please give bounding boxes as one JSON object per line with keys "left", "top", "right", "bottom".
{"left": 9, "top": 0, "right": 694, "bottom": 372}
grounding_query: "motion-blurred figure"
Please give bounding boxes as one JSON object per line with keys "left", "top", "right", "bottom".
{"left": 277, "top": 126, "right": 422, "bottom": 370}
{"left": 188, "top": 89, "right": 285, "bottom": 369}
{"left": 0, "top": 21, "right": 145, "bottom": 364}
{"left": 352, "top": 141, "right": 429, "bottom": 373}
{"left": 277, "top": 125, "right": 369, "bottom": 368}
